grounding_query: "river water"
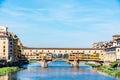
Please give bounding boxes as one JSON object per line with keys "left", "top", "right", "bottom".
{"left": 0, "top": 60, "right": 119, "bottom": 80}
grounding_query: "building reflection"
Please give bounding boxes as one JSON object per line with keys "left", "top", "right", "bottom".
{"left": 0, "top": 74, "right": 8, "bottom": 80}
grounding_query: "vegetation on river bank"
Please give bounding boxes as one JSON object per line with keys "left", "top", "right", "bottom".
{"left": 86, "top": 61, "right": 120, "bottom": 78}
{"left": 98, "top": 66, "right": 120, "bottom": 77}
{"left": 0, "top": 67, "right": 19, "bottom": 76}
{"left": 29, "top": 60, "right": 36, "bottom": 63}
{"left": 85, "top": 62, "right": 100, "bottom": 67}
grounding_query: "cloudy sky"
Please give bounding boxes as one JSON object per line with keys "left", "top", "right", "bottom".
{"left": 0, "top": 0, "right": 120, "bottom": 48}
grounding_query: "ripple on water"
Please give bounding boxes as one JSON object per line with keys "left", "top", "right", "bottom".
{"left": 7, "top": 62, "right": 119, "bottom": 80}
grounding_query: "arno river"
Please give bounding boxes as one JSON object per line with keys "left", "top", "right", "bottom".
{"left": 0, "top": 60, "right": 119, "bottom": 80}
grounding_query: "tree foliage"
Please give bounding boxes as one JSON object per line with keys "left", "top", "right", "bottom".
{"left": 110, "top": 61, "right": 118, "bottom": 68}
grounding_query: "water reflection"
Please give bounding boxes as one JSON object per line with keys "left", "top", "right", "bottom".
{"left": 0, "top": 74, "right": 8, "bottom": 80}
{"left": 48, "top": 60, "right": 72, "bottom": 68}
{"left": 0, "top": 61, "right": 119, "bottom": 80}
{"left": 22, "top": 62, "right": 41, "bottom": 68}
{"left": 7, "top": 68, "right": 118, "bottom": 80}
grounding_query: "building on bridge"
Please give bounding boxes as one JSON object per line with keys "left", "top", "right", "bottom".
{"left": 23, "top": 47, "right": 104, "bottom": 61}
{"left": 23, "top": 47, "right": 105, "bottom": 67}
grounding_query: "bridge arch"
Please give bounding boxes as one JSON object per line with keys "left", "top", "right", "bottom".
{"left": 47, "top": 58, "right": 72, "bottom": 65}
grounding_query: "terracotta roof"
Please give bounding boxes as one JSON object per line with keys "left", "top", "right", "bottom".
{"left": 0, "top": 36, "right": 7, "bottom": 38}
{"left": 107, "top": 46, "right": 120, "bottom": 49}
{"left": 23, "top": 46, "right": 104, "bottom": 50}
{"left": 113, "top": 35, "right": 120, "bottom": 37}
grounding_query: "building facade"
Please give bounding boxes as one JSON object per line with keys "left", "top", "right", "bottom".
{"left": 0, "top": 26, "right": 24, "bottom": 64}
{"left": 103, "top": 47, "right": 120, "bottom": 65}
{"left": 23, "top": 47, "right": 104, "bottom": 61}
{"left": 93, "top": 35, "right": 120, "bottom": 49}
{"left": 1, "top": 25, "right": 120, "bottom": 66}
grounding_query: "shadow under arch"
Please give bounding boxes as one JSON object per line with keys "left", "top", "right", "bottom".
{"left": 47, "top": 59, "right": 73, "bottom": 68}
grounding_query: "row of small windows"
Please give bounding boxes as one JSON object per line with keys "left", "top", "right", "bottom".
{"left": 0, "top": 38, "right": 6, "bottom": 40}
{"left": 28, "top": 50, "right": 102, "bottom": 53}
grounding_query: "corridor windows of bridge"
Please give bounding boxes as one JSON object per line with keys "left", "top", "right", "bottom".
{"left": 52, "top": 53, "right": 57, "bottom": 58}
{"left": 83, "top": 51, "right": 85, "bottom": 53}
{"left": 59, "top": 51, "right": 61, "bottom": 53}
{"left": 118, "top": 49, "right": 120, "bottom": 52}
{"left": 69, "top": 53, "right": 76, "bottom": 60}
{"left": 36, "top": 50, "right": 38, "bottom": 52}
{"left": 58, "top": 53, "right": 63, "bottom": 58}
{"left": 89, "top": 51, "right": 91, "bottom": 54}
{"left": 30, "top": 49, "right": 32, "bottom": 52}
{"left": 80, "top": 53, "right": 85, "bottom": 60}
{"left": 90, "top": 52, "right": 99, "bottom": 60}
{"left": 63, "top": 53, "right": 69, "bottom": 59}
{"left": 85, "top": 54, "right": 90, "bottom": 59}
{"left": 39, "top": 52, "right": 44, "bottom": 60}
{"left": 45, "top": 53, "right": 52, "bottom": 60}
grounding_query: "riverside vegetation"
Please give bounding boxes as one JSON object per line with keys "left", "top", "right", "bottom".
{"left": 86, "top": 61, "right": 120, "bottom": 78}
{"left": 0, "top": 67, "right": 19, "bottom": 76}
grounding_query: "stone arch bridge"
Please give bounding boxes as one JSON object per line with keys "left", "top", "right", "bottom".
{"left": 23, "top": 47, "right": 104, "bottom": 67}
{"left": 37, "top": 58, "right": 102, "bottom": 68}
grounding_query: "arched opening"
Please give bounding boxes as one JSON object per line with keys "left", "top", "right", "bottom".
{"left": 79, "top": 62, "right": 92, "bottom": 69}
{"left": 47, "top": 60, "right": 72, "bottom": 68}
{"left": 22, "top": 62, "right": 41, "bottom": 68}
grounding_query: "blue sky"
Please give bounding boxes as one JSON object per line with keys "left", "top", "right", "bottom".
{"left": 0, "top": 0, "right": 120, "bottom": 48}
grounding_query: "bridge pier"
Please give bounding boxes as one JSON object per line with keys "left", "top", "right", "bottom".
{"left": 40, "top": 60, "right": 48, "bottom": 68}
{"left": 72, "top": 60, "right": 79, "bottom": 68}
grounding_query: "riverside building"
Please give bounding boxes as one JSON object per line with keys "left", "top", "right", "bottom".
{"left": 0, "top": 26, "right": 24, "bottom": 64}
{"left": 1, "top": 25, "right": 120, "bottom": 66}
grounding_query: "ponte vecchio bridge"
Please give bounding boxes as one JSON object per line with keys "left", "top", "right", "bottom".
{"left": 23, "top": 47, "right": 104, "bottom": 68}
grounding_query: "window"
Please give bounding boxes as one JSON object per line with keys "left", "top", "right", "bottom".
{"left": 9, "top": 49, "right": 12, "bottom": 52}
{"left": 30, "top": 49, "right": 32, "bottom": 52}
{"left": 3, "top": 41, "right": 5, "bottom": 44}
{"left": 3, "top": 49, "right": 5, "bottom": 52}
{"left": 36, "top": 50, "right": 38, "bottom": 52}
{"left": 118, "top": 49, "right": 119, "bottom": 52}
{"left": 3, "top": 46, "right": 5, "bottom": 48}
{"left": 89, "top": 51, "right": 91, "bottom": 53}
{"left": 8, "top": 55, "right": 10, "bottom": 59}
{"left": 10, "top": 46, "right": 12, "bottom": 48}
{"left": 10, "top": 42, "right": 12, "bottom": 45}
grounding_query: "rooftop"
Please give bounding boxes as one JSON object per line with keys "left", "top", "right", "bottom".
{"left": 113, "top": 35, "right": 120, "bottom": 37}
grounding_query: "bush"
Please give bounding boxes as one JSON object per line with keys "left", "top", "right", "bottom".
{"left": 110, "top": 61, "right": 118, "bottom": 68}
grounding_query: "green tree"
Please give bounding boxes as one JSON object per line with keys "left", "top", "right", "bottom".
{"left": 110, "top": 61, "right": 118, "bottom": 68}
